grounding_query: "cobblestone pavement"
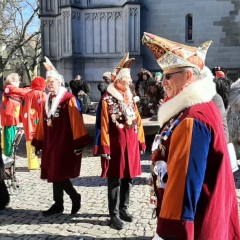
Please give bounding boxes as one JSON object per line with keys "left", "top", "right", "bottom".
{"left": 0, "top": 133, "right": 240, "bottom": 240}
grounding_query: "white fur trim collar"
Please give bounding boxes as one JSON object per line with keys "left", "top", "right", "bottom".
{"left": 107, "top": 83, "right": 132, "bottom": 102}
{"left": 45, "top": 86, "right": 67, "bottom": 119}
{"left": 158, "top": 67, "right": 216, "bottom": 127}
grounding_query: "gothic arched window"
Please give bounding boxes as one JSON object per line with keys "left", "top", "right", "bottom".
{"left": 186, "top": 14, "right": 193, "bottom": 41}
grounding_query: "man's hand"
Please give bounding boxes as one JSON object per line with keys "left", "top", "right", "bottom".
{"left": 140, "top": 150, "right": 145, "bottom": 155}
{"left": 78, "top": 90, "right": 85, "bottom": 95}
{"left": 101, "top": 154, "right": 111, "bottom": 160}
{"left": 133, "top": 96, "right": 140, "bottom": 102}
{"left": 157, "top": 99, "right": 164, "bottom": 107}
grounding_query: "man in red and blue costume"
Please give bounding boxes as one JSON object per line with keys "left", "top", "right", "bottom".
{"left": 142, "top": 32, "right": 240, "bottom": 240}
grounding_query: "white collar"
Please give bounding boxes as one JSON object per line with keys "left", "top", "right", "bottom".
{"left": 158, "top": 67, "right": 216, "bottom": 127}
{"left": 107, "top": 83, "right": 133, "bottom": 102}
{"left": 45, "top": 86, "right": 67, "bottom": 118}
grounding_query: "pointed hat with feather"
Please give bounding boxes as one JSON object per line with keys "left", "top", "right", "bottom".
{"left": 43, "top": 56, "right": 64, "bottom": 84}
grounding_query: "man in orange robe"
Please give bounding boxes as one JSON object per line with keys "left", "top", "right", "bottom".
{"left": 32, "top": 57, "right": 91, "bottom": 216}
{"left": 94, "top": 53, "right": 146, "bottom": 230}
{"left": 20, "top": 77, "right": 47, "bottom": 170}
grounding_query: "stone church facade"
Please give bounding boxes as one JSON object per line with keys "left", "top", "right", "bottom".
{"left": 39, "top": 0, "right": 240, "bottom": 101}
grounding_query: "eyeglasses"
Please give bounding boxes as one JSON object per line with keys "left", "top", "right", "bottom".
{"left": 163, "top": 70, "right": 185, "bottom": 80}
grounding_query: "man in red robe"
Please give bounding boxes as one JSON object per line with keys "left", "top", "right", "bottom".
{"left": 20, "top": 76, "right": 47, "bottom": 170}
{"left": 142, "top": 32, "right": 240, "bottom": 240}
{"left": 94, "top": 53, "right": 146, "bottom": 230}
{"left": 32, "top": 57, "right": 91, "bottom": 216}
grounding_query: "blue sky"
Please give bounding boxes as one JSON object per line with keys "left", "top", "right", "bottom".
{"left": 20, "top": 0, "right": 40, "bottom": 33}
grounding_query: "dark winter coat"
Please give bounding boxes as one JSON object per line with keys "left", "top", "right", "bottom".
{"left": 213, "top": 77, "right": 232, "bottom": 109}
{"left": 69, "top": 80, "right": 91, "bottom": 98}
{"left": 135, "top": 77, "right": 155, "bottom": 98}
{"left": 97, "top": 81, "right": 110, "bottom": 96}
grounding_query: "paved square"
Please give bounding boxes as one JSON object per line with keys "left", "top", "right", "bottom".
{"left": 0, "top": 135, "right": 240, "bottom": 240}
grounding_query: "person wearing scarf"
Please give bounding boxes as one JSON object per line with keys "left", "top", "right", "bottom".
{"left": 142, "top": 32, "right": 240, "bottom": 240}
{"left": 32, "top": 57, "right": 91, "bottom": 216}
{"left": 94, "top": 53, "right": 146, "bottom": 230}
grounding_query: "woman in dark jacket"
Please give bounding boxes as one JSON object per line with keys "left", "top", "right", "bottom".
{"left": 97, "top": 72, "right": 111, "bottom": 96}
{"left": 69, "top": 75, "right": 91, "bottom": 98}
{"left": 135, "top": 69, "right": 155, "bottom": 98}
{"left": 69, "top": 75, "right": 91, "bottom": 113}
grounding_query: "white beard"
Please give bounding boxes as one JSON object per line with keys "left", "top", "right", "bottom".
{"left": 11, "top": 82, "right": 19, "bottom": 87}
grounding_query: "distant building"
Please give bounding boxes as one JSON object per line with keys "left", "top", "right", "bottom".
{"left": 39, "top": 0, "right": 240, "bottom": 101}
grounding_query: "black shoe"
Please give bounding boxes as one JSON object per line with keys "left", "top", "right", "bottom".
{"left": 119, "top": 210, "right": 134, "bottom": 222}
{"left": 42, "top": 204, "right": 64, "bottom": 216}
{"left": 110, "top": 215, "right": 125, "bottom": 230}
{"left": 71, "top": 193, "right": 81, "bottom": 214}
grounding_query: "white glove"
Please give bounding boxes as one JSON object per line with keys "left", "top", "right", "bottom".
{"left": 133, "top": 96, "right": 140, "bottom": 102}
{"left": 101, "top": 154, "right": 111, "bottom": 160}
{"left": 148, "top": 103, "right": 153, "bottom": 107}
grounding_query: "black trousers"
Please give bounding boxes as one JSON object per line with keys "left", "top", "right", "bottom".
{"left": 108, "top": 178, "right": 133, "bottom": 217}
{"left": 0, "top": 180, "right": 10, "bottom": 210}
{"left": 53, "top": 179, "right": 78, "bottom": 207}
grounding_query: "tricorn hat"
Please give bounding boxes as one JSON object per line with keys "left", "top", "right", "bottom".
{"left": 142, "top": 32, "right": 212, "bottom": 71}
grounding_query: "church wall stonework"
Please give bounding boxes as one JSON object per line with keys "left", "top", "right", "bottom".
{"left": 40, "top": 1, "right": 142, "bottom": 101}
{"left": 40, "top": 0, "right": 240, "bottom": 101}
{"left": 140, "top": 0, "right": 240, "bottom": 73}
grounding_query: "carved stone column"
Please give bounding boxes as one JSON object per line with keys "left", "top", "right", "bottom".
{"left": 83, "top": 10, "right": 123, "bottom": 55}
{"left": 41, "top": 19, "right": 57, "bottom": 58}
{"left": 72, "top": 10, "right": 82, "bottom": 54}
{"left": 40, "top": 0, "right": 59, "bottom": 15}
{"left": 62, "top": 9, "right": 72, "bottom": 56}
{"left": 123, "top": 4, "right": 140, "bottom": 55}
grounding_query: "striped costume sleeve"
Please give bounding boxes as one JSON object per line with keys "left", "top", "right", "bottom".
{"left": 158, "top": 118, "right": 211, "bottom": 239}
{"left": 93, "top": 100, "right": 110, "bottom": 155}
{"left": 75, "top": 97, "right": 82, "bottom": 114}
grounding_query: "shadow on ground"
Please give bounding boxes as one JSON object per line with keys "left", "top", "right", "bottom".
{"left": 0, "top": 234, "right": 153, "bottom": 240}
{"left": 0, "top": 209, "right": 109, "bottom": 226}
{"left": 72, "top": 176, "right": 147, "bottom": 187}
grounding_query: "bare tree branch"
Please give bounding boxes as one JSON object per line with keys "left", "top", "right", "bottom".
{"left": 0, "top": 0, "right": 41, "bottom": 83}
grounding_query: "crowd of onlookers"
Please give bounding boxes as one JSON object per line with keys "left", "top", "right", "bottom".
{"left": 65, "top": 66, "right": 237, "bottom": 122}
{"left": 96, "top": 69, "right": 165, "bottom": 117}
